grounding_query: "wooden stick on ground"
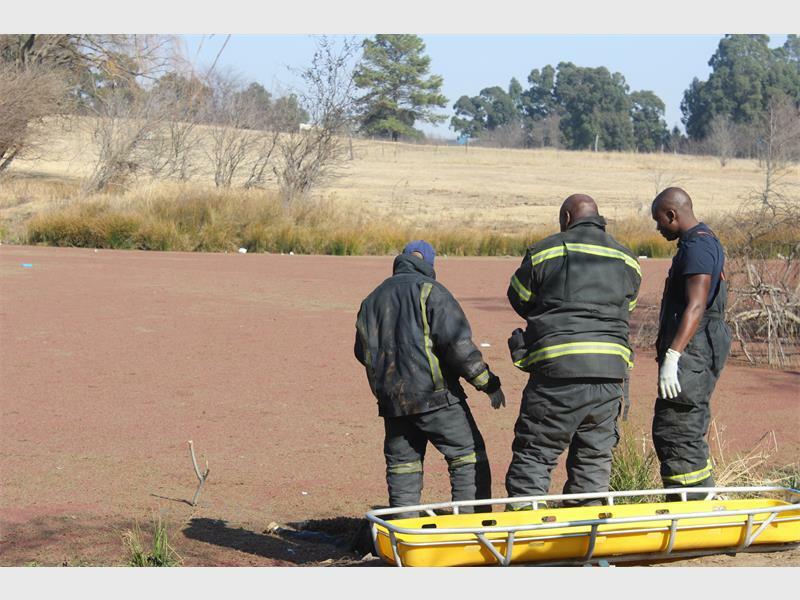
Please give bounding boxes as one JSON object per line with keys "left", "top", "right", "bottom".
{"left": 188, "top": 440, "right": 210, "bottom": 507}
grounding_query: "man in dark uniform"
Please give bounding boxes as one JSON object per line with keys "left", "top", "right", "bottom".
{"left": 355, "top": 240, "right": 505, "bottom": 517}
{"left": 651, "top": 187, "right": 731, "bottom": 500}
{"left": 505, "top": 194, "right": 641, "bottom": 507}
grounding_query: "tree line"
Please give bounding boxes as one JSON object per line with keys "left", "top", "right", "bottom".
{"left": 448, "top": 35, "right": 800, "bottom": 155}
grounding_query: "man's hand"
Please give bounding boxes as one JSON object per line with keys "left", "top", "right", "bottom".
{"left": 488, "top": 389, "right": 505, "bottom": 409}
{"left": 658, "top": 348, "right": 682, "bottom": 399}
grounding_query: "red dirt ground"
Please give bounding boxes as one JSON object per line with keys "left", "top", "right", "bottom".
{"left": 1, "top": 245, "right": 798, "bottom": 567}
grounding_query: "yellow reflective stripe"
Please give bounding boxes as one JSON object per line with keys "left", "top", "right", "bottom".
{"left": 527, "top": 243, "right": 641, "bottom": 277}
{"left": 388, "top": 460, "right": 423, "bottom": 475}
{"left": 514, "top": 341, "right": 633, "bottom": 369}
{"left": 448, "top": 452, "right": 477, "bottom": 469}
{"left": 469, "top": 369, "right": 490, "bottom": 388}
{"left": 530, "top": 245, "right": 566, "bottom": 266}
{"left": 565, "top": 243, "right": 642, "bottom": 277}
{"left": 420, "top": 282, "right": 445, "bottom": 390}
{"left": 629, "top": 298, "right": 638, "bottom": 312}
{"left": 664, "top": 459, "right": 713, "bottom": 485}
{"left": 510, "top": 274, "right": 533, "bottom": 302}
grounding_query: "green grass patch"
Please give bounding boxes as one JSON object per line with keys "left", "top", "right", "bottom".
{"left": 123, "top": 516, "right": 182, "bottom": 567}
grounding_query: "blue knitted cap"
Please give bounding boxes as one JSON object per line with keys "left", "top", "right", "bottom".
{"left": 402, "top": 240, "right": 436, "bottom": 266}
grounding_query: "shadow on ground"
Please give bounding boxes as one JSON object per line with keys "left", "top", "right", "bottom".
{"left": 182, "top": 516, "right": 380, "bottom": 566}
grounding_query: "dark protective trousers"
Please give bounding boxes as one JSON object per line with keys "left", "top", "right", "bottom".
{"left": 505, "top": 375, "right": 623, "bottom": 507}
{"left": 652, "top": 319, "right": 731, "bottom": 499}
{"left": 653, "top": 283, "right": 731, "bottom": 500}
{"left": 383, "top": 401, "right": 491, "bottom": 518}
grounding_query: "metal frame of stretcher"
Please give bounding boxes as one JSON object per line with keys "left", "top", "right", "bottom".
{"left": 365, "top": 486, "right": 800, "bottom": 567}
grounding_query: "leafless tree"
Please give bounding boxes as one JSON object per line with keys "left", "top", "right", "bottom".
{"left": 706, "top": 114, "right": 737, "bottom": 166}
{"left": 141, "top": 72, "right": 209, "bottom": 181}
{"left": 474, "top": 121, "right": 526, "bottom": 149}
{"left": 0, "top": 63, "right": 67, "bottom": 174}
{"left": 81, "top": 35, "right": 181, "bottom": 193}
{"left": 526, "top": 114, "right": 562, "bottom": 149}
{"left": 202, "top": 71, "right": 266, "bottom": 188}
{"left": 726, "top": 96, "right": 800, "bottom": 367}
{"left": 275, "top": 36, "right": 359, "bottom": 205}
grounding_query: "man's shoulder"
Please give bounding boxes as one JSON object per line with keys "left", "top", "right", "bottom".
{"left": 683, "top": 224, "right": 724, "bottom": 255}
{"left": 599, "top": 232, "right": 638, "bottom": 259}
{"left": 429, "top": 279, "right": 456, "bottom": 301}
{"left": 527, "top": 232, "right": 566, "bottom": 256}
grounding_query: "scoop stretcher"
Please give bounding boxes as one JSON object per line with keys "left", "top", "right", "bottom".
{"left": 365, "top": 486, "right": 800, "bottom": 567}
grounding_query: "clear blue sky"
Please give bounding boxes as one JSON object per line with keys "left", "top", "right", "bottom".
{"left": 181, "top": 34, "right": 790, "bottom": 139}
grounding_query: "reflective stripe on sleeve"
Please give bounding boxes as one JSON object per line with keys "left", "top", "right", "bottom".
{"left": 510, "top": 274, "right": 533, "bottom": 302}
{"left": 469, "top": 369, "right": 490, "bottom": 388}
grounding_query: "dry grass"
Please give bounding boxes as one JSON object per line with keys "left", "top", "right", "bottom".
{"left": 610, "top": 421, "right": 798, "bottom": 501}
{"left": 19, "top": 183, "right": 553, "bottom": 255}
{"left": 6, "top": 116, "right": 798, "bottom": 229}
{"left": 708, "top": 421, "right": 796, "bottom": 489}
{"left": 2, "top": 116, "right": 797, "bottom": 255}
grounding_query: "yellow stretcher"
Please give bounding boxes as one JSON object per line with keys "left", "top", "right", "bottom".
{"left": 366, "top": 487, "right": 800, "bottom": 566}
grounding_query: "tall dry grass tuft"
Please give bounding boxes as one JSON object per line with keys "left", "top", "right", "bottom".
{"left": 609, "top": 425, "right": 661, "bottom": 503}
{"left": 708, "top": 421, "right": 788, "bottom": 489}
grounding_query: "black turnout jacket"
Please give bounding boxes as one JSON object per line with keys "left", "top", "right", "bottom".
{"left": 355, "top": 254, "right": 500, "bottom": 417}
{"left": 507, "top": 216, "right": 641, "bottom": 380}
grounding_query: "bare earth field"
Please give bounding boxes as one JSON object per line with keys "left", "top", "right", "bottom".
{"left": 1, "top": 245, "right": 798, "bottom": 567}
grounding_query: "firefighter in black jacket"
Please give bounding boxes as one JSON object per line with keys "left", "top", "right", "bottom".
{"left": 355, "top": 240, "right": 505, "bottom": 517}
{"left": 651, "top": 187, "right": 731, "bottom": 500}
{"left": 505, "top": 195, "right": 641, "bottom": 507}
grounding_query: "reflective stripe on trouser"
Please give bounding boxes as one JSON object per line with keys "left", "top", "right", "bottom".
{"left": 505, "top": 375, "right": 623, "bottom": 508}
{"left": 384, "top": 401, "right": 491, "bottom": 516}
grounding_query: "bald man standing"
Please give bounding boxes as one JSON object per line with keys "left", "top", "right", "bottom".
{"left": 651, "top": 187, "right": 731, "bottom": 500}
{"left": 505, "top": 194, "right": 641, "bottom": 507}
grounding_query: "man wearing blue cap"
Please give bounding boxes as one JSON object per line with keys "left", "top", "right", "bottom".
{"left": 355, "top": 240, "right": 505, "bottom": 517}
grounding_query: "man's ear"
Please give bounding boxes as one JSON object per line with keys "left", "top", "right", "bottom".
{"left": 669, "top": 208, "right": 679, "bottom": 223}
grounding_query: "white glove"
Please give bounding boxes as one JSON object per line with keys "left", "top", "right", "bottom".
{"left": 488, "top": 389, "right": 505, "bottom": 409}
{"left": 658, "top": 348, "right": 682, "bottom": 400}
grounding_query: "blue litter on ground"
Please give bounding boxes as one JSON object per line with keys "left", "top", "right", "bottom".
{"left": 21, "top": 263, "right": 33, "bottom": 268}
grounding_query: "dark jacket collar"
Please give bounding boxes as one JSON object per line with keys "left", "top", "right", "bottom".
{"left": 393, "top": 253, "right": 436, "bottom": 279}
{"left": 567, "top": 215, "right": 607, "bottom": 231}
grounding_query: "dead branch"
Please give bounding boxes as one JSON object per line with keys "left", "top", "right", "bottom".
{"left": 188, "top": 440, "right": 210, "bottom": 507}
